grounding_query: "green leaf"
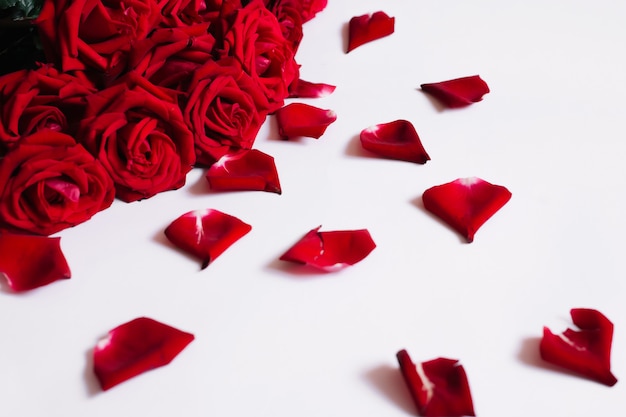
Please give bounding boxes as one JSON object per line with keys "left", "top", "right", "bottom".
{"left": 0, "top": 0, "right": 42, "bottom": 18}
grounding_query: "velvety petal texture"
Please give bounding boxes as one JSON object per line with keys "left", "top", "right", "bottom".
{"left": 164, "top": 209, "right": 252, "bottom": 269}
{"left": 422, "top": 177, "right": 511, "bottom": 242}
{"left": 540, "top": 308, "right": 618, "bottom": 386}
{"left": 206, "top": 149, "right": 282, "bottom": 194}
{"left": 420, "top": 75, "right": 490, "bottom": 108}
{"left": 347, "top": 11, "right": 395, "bottom": 53}
{"left": 275, "top": 103, "right": 336, "bottom": 139}
{"left": 288, "top": 78, "right": 336, "bottom": 98}
{"left": 93, "top": 317, "right": 194, "bottom": 391}
{"left": 360, "top": 120, "right": 430, "bottom": 164}
{"left": 0, "top": 232, "right": 71, "bottom": 292}
{"left": 397, "top": 350, "right": 475, "bottom": 417}
{"left": 279, "top": 226, "right": 376, "bottom": 271}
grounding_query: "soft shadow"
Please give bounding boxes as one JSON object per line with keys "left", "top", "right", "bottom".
{"left": 417, "top": 88, "right": 447, "bottom": 113}
{"left": 410, "top": 196, "right": 467, "bottom": 244}
{"left": 83, "top": 347, "right": 101, "bottom": 397}
{"left": 517, "top": 336, "right": 583, "bottom": 379}
{"left": 340, "top": 22, "right": 350, "bottom": 54}
{"left": 265, "top": 257, "right": 333, "bottom": 278}
{"left": 186, "top": 169, "right": 214, "bottom": 196}
{"left": 151, "top": 228, "right": 203, "bottom": 269}
{"left": 344, "top": 133, "right": 379, "bottom": 159}
{"left": 362, "top": 364, "right": 415, "bottom": 415}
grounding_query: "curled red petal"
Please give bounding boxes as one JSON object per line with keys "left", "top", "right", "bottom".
{"left": 540, "top": 308, "right": 618, "bottom": 386}
{"left": 0, "top": 232, "right": 71, "bottom": 292}
{"left": 93, "top": 317, "right": 194, "bottom": 391}
{"left": 360, "top": 120, "right": 430, "bottom": 164}
{"left": 420, "top": 75, "right": 490, "bottom": 108}
{"left": 288, "top": 78, "right": 336, "bottom": 98}
{"left": 164, "top": 209, "right": 252, "bottom": 269}
{"left": 279, "top": 226, "right": 376, "bottom": 271}
{"left": 422, "top": 177, "right": 511, "bottom": 242}
{"left": 206, "top": 149, "right": 281, "bottom": 194}
{"left": 347, "top": 11, "right": 395, "bottom": 53}
{"left": 275, "top": 103, "right": 337, "bottom": 139}
{"left": 397, "top": 350, "right": 475, "bottom": 417}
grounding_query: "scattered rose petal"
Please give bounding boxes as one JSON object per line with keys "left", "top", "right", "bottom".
{"left": 540, "top": 308, "right": 618, "bottom": 386}
{"left": 360, "top": 120, "right": 430, "bottom": 164}
{"left": 420, "top": 75, "right": 490, "bottom": 108}
{"left": 0, "top": 232, "right": 71, "bottom": 292}
{"left": 164, "top": 209, "right": 252, "bottom": 269}
{"left": 422, "top": 177, "right": 511, "bottom": 242}
{"left": 93, "top": 317, "right": 194, "bottom": 391}
{"left": 279, "top": 226, "right": 375, "bottom": 271}
{"left": 288, "top": 78, "right": 336, "bottom": 98}
{"left": 206, "top": 149, "right": 281, "bottom": 194}
{"left": 347, "top": 11, "right": 395, "bottom": 53}
{"left": 275, "top": 103, "right": 337, "bottom": 139}
{"left": 397, "top": 350, "right": 476, "bottom": 417}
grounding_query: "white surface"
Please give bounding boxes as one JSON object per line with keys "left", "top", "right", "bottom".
{"left": 2, "top": 1, "right": 626, "bottom": 416}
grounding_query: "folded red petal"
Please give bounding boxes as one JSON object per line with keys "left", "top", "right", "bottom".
{"left": 360, "top": 120, "right": 430, "bottom": 164}
{"left": 206, "top": 149, "right": 281, "bottom": 194}
{"left": 540, "top": 308, "right": 618, "bottom": 386}
{"left": 275, "top": 103, "right": 336, "bottom": 139}
{"left": 397, "top": 350, "right": 475, "bottom": 417}
{"left": 347, "top": 11, "right": 395, "bottom": 53}
{"left": 0, "top": 232, "right": 71, "bottom": 292}
{"left": 288, "top": 78, "right": 336, "bottom": 98}
{"left": 420, "top": 75, "right": 490, "bottom": 108}
{"left": 279, "top": 226, "right": 376, "bottom": 271}
{"left": 164, "top": 209, "right": 252, "bottom": 269}
{"left": 93, "top": 317, "right": 194, "bottom": 391}
{"left": 422, "top": 177, "right": 511, "bottom": 242}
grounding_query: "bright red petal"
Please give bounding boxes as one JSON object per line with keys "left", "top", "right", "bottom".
{"left": 206, "top": 149, "right": 281, "bottom": 194}
{"left": 279, "top": 226, "right": 376, "bottom": 271}
{"left": 420, "top": 75, "right": 490, "bottom": 108}
{"left": 93, "top": 317, "right": 194, "bottom": 391}
{"left": 540, "top": 308, "right": 618, "bottom": 386}
{"left": 422, "top": 177, "right": 511, "bottom": 242}
{"left": 164, "top": 209, "right": 252, "bottom": 269}
{"left": 0, "top": 232, "right": 71, "bottom": 292}
{"left": 360, "top": 120, "right": 430, "bottom": 164}
{"left": 275, "top": 103, "right": 337, "bottom": 139}
{"left": 397, "top": 350, "right": 475, "bottom": 417}
{"left": 347, "top": 11, "right": 395, "bottom": 53}
{"left": 288, "top": 78, "right": 336, "bottom": 98}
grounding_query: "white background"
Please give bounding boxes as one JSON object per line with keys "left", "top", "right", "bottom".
{"left": 2, "top": 1, "right": 626, "bottom": 416}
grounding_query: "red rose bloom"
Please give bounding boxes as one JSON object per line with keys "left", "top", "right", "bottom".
{"left": 77, "top": 74, "right": 195, "bottom": 202}
{"left": 266, "top": 0, "right": 304, "bottom": 52}
{"left": 0, "top": 131, "right": 114, "bottom": 236}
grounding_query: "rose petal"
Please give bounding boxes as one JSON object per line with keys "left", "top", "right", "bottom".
{"left": 360, "top": 120, "right": 430, "bottom": 164}
{"left": 93, "top": 317, "right": 194, "bottom": 391}
{"left": 397, "top": 350, "right": 476, "bottom": 417}
{"left": 420, "top": 75, "right": 490, "bottom": 108}
{"left": 206, "top": 149, "right": 282, "bottom": 194}
{"left": 164, "top": 209, "right": 252, "bottom": 269}
{"left": 279, "top": 226, "right": 376, "bottom": 271}
{"left": 540, "top": 308, "right": 618, "bottom": 386}
{"left": 288, "top": 78, "right": 336, "bottom": 98}
{"left": 275, "top": 103, "right": 337, "bottom": 139}
{"left": 422, "top": 177, "right": 511, "bottom": 242}
{"left": 0, "top": 232, "right": 71, "bottom": 292}
{"left": 347, "top": 11, "right": 395, "bottom": 53}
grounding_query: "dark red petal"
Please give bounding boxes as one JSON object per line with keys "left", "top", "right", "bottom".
{"left": 540, "top": 308, "right": 618, "bottom": 386}
{"left": 164, "top": 209, "right": 252, "bottom": 269}
{"left": 93, "top": 317, "right": 194, "bottom": 391}
{"left": 279, "top": 226, "right": 376, "bottom": 271}
{"left": 360, "top": 120, "right": 430, "bottom": 164}
{"left": 288, "top": 78, "right": 336, "bottom": 98}
{"left": 206, "top": 149, "right": 281, "bottom": 194}
{"left": 422, "top": 177, "right": 511, "bottom": 242}
{"left": 397, "top": 350, "right": 475, "bottom": 417}
{"left": 347, "top": 11, "right": 395, "bottom": 53}
{"left": 275, "top": 103, "right": 337, "bottom": 139}
{"left": 420, "top": 75, "right": 490, "bottom": 108}
{"left": 0, "top": 232, "right": 71, "bottom": 292}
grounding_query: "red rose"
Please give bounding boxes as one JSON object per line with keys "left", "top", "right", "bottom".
{"left": 183, "top": 58, "right": 269, "bottom": 165}
{"left": 0, "top": 66, "right": 96, "bottom": 155}
{"left": 158, "top": 0, "right": 222, "bottom": 26}
{"left": 36, "top": 0, "right": 162, "bottom": 81}
{"left": 77, "top": 74, "right": 195, "bottom": 202}
{"left": 267, "top": 0, "right": 304, "bottom": 52}
{"left": 0, "top": 131, "right": 115, "bottom": 236}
